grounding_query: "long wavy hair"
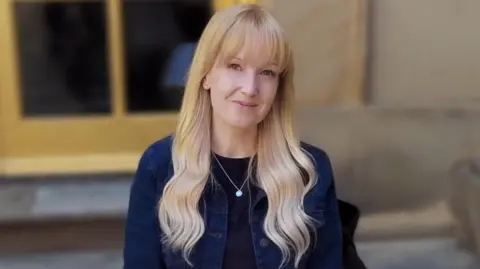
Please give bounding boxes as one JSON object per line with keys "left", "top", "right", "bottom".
{"left": 158, "top": 4, "right": 317, "bottom": 268}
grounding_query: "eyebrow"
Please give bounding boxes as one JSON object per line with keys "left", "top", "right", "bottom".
{"left": 228, "top": 56, "right": 279, "bottom": 67}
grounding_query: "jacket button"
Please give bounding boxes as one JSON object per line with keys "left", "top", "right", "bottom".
{"left": 260, "top": 238, "right": 269, "bottom": 247}
{"left": 208, "top": 232, "right": 222, "bottom": 238}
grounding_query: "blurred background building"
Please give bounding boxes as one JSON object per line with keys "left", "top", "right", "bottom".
{"left": 0, "top": 0, "right": 479, "bottom": 268}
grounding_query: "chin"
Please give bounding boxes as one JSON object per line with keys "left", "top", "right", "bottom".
{"left": 227, "top": 117, "right": 261, "bottom": 129}
{"left": 229, "top": 122, "right": 258, "bottom": 129}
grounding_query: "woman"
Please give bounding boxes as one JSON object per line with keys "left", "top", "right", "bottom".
{"left": 124, "top": 4, "right": 343, "bottom": 269}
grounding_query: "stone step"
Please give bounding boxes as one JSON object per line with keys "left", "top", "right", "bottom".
{"left": 0, "top": 174, "right": 461, "bottom": 255}
{"left": 0, "top": 218, "right": 124, "bottom": 254}
{"left": 0, "top": 174, "right": 453, "bottom": 241}
{"left": 357, "top": 201, "right": 454, "bottom": 241}
{"left": 0, "top": 174, "right": 132, "bottom": 223}
{"left": 0, "top": 175, "right": 129, "bottom": 254}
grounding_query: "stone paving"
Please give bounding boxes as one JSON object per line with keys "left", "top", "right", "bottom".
{"left": 0, "top": 237, "right": 478, "bottom": 269}
{"left": 357, "top": 237, "right": 480, "bottom": 269}
{"left": 0, "top": 251, "right": 122, "bottom": 269}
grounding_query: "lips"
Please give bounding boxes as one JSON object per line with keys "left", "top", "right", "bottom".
{"left": 233, "top": 101, "right": 258, "bottom": 107}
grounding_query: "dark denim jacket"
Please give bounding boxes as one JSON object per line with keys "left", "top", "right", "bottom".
{"left": 123, "top": 136, "right": 343, "bottom": 269}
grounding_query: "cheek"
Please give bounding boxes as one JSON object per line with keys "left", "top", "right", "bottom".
{"left": 260, "top": 80, "right": 279, "bottom": 108}
{"left": 210, "top": 79, "right": 230, "bottom": 100}
{"left": 209, "top": 71, "right": 236, "bottom": 96}
{"left": 209, "top": 78, "right": 235, "bottom": 113}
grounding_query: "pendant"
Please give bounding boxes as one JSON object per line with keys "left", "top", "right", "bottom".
{"left": 235, "top": 190, "right": 243, "bottom": 197}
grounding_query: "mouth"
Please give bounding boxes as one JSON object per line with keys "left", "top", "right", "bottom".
{"left": 233, "top": 100, "right": 258, "bottom": 108}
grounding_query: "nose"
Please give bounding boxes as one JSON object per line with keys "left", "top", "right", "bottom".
{"left": 240, "top": 70, "right": 258, "bottom": 96}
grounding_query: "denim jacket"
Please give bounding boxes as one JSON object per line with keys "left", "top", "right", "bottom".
{"left": 123, "top": 136, "right": 343, "bottom": 269}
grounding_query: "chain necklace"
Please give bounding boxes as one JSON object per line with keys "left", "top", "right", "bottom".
{"left": 213, "top": 154, "right": 249, "bottom": 197}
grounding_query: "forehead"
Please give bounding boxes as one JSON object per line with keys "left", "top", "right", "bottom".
{"left": 226, "top": 47, "right": 277, "bottom": 68}
{"left": 216, "top": 17, "right": 289, "bottom": 70}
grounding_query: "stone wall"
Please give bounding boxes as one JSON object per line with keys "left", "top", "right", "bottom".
{"left": 269, "top": 0, "right": 366, "bottom": 106}
{"left": 269, "top": 0, "right": 480, "bottom": 108}
{"left": 368, "top": 0, "right": 480, "bottom": 107}
{"left": 296, "top": 107, "right": 480, "bottom": 214}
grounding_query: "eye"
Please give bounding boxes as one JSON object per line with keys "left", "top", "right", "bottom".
{"left": 227, "top": 63, "right": 242, "bottom": 71}
{"left": 261, "top": 69, "right": 277, "bottom": 77}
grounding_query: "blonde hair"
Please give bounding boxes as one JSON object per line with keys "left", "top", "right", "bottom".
{"left": 158, "top": 4, "right": 317, "bottom": 268}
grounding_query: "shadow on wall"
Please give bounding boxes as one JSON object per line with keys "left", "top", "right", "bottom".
{"left": 333, "top": 146, "right": 449, "bottom": 216}
{"left": 449, "top": 158, "right": 480, "bottom": 255}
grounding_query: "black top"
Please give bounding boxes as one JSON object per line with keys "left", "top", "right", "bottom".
{"left": 212, "top": 154, "right": 257, "bottom": 269}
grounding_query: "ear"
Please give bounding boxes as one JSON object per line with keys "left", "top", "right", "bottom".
{"left": 202, "top": 75, "right": 210, "bottom": 90}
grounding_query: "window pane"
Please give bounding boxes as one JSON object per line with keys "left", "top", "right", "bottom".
{"left": 123, "top": 0, "right": 212, "bottom": 112}
{"left": 14, "top": 2, "right": 111, "bottom": 117}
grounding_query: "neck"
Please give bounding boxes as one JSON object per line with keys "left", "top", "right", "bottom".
{"left": 211, "top": 120, "right": 257, "bottom": 158}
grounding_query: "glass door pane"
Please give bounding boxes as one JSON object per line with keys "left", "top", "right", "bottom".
{"left": 14, "top": 1, "right": 111, "bottom": 117}
{"left": 123, "top": 0, "right": 212, "bottom": 112}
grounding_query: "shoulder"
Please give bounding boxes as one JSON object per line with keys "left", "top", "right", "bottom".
{"left": 300, "top": 141, "right": 334, "bottom": 190}
{"left": 136, "top": 134, "right": 174, "bottom": 182}
{"left": 127, "top": 135, "right": 174, "bottom": 208}
{"left": 142, "top": 134, "right": 173, "bottom": 159}
{"left": 300, "top": 141, "right": 333, "bottom": 173}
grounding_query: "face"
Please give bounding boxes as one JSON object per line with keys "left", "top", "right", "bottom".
{"left": 204, "top": 48, "right": 280, "bottom": 129}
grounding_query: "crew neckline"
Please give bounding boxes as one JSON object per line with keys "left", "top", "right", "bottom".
{"left": 212, "top": 152, "right": 253, "bottom": 161}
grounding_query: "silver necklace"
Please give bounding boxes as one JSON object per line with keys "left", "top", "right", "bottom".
{"left": 213, "top": 154, "right": 249, "bottom": 197}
